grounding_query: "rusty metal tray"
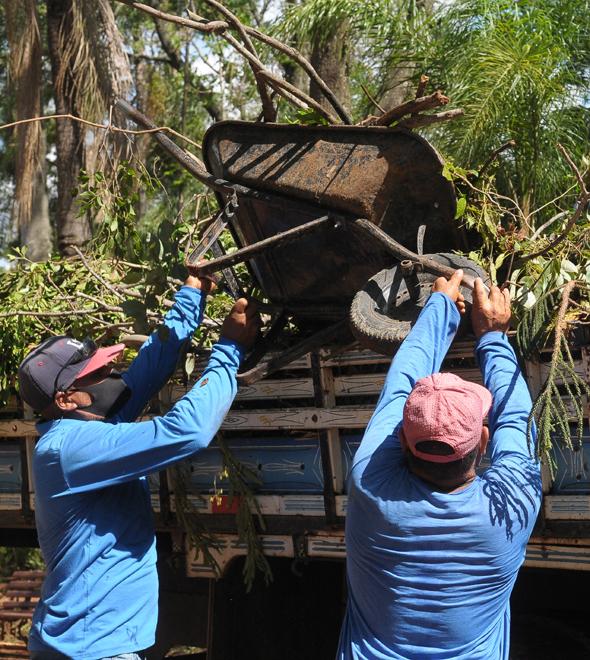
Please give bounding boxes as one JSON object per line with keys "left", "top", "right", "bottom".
{"left": 202, "top": 122, "right": 458, "bottom": 314}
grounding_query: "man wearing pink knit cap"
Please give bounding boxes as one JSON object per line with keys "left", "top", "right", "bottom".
{"left": 338, "top": 270, "right": 542, "bottom": 660}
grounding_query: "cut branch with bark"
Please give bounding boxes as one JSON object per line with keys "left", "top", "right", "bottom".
{"left": 374, "top": 90, "right": 449, "bottom": 126}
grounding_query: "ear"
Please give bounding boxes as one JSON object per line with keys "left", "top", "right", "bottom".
{"left": 479, "top": 425, "right": 490, "bottom": 456}
{"left": 399, "top": 427, "right": 408, "bottom": 451}
{"left": 54, "top": 391, "right": 80, "bottom": 412}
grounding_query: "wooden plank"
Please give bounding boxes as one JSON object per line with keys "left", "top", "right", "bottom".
{"left": 221, "top": 407, "right": 373, "bottom": 431}
{"left": 525, "top": 543, "right": 590, "bottom": 571}
{"left": 545, "top": 495, "right": 590, "bottom": 520}
{"left": 0, "top": 421, "right": 37, "bottom": 438}
{"left": 171, "top": 378, "right": 315, "bottom": 402}
{"left": 539, "top": 359, "right": 586, "bottom": 383}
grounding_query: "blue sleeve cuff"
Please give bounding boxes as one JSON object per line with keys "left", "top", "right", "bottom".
{"left": 428, "top": 291, "right": 461, "bottom": 323}
{"left": 475, "top": 330, "right": 510, "bottom": 351}
{"left": 171, "top": 285, "right": 206, "bottom": 330}
{"left": 214, "top": 337, "right": 245, "bottom": 366}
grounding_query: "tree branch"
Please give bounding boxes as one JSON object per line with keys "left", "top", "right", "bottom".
{"left": 0, "top": 113, "right": 202, "bottom": 151}
{"left": 520, "top": 145, "right": 590, "bottom": 262}
{"left": 396, "top": 108, "right": 464, "bottom": 129}
{"left": 115, "top": 0, "right": 227, "bottom": 32}
{"left": 374, "top": 90, "right": 449, "bottom": 126}
{"left": 118, "top": 0, "right": 348, "bottom": 124}
{"left": 200, "top": 0, "right": 276, "bottom": 122}
{"left": 477, "top": 140, "right": 516, "bottom": 179}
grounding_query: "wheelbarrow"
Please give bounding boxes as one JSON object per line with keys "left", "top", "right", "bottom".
{"left": 116, "top": 101, "right": 486, "bottom": 384}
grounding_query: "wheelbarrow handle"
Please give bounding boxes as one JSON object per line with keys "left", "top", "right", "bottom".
{"left": 352, "top": 218, "right": 490, "bottom": 293}
{"left": 193, "top": 214, "right": 334, "bottom": 275}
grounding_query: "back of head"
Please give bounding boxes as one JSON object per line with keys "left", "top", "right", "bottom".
{"left": 402, "top": 373, "right": 492, "bottom": 486}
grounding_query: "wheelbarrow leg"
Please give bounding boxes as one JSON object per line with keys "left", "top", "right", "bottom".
{"left": 237, "top": 319, "right": 350, "bottom": 385}
{"left": 185, "top": 209, "right": 244, "bottom": 299}
{"left": 239, "top": 311, "right": 289, "bottom": 375}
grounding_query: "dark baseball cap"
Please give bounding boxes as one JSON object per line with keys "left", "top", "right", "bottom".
{"left": 18, "top": 336, "right": 125, "bottom": 412}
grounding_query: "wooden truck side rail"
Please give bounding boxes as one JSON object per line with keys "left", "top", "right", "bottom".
{"left": 0, "top": 342, "right": 589, "bottom": 577}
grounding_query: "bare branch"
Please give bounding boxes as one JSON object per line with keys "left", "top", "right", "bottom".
{"left": 70, "top": 245, "right": 125, "bottom": 300}
{"left": 477, "top": 140, "right": 516, "bottom": 179}
{"left": 374, "top": 90, "right": 450, "bottom": 127}
{"left": 360, "top": 83, "right": 385, "bottom": 114}
{"left": 240, "top": 23, "right": 352, "bottom": 124}
{"left": 396, "top": 108, "right": 464, "bottom": 129}
{"left": 117, "top": 0, "right": 352, "bottom": 124}
{"left": 557, "top": 143, "right": 588, "bottom": 196}
{"left": 200, "top": 0, "right": 275, "bottom": 122}
{"left": 0, "top": 113, "right": 202, "bottom": 151}
{"left": 115, "top": 0, "right": 227, "bottom": 32}
{"left": 219, "top": 32, "right": 338, "bottom": 123}
{"left": 520, "top": 145, "right": 590, "bottom": 262}
{"left": 414, "top": 74, "right": 429, "bottom": 104}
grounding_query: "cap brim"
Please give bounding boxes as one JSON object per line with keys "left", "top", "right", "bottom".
{"left": 74, "top": 343, "right": 126, "bottom": 380}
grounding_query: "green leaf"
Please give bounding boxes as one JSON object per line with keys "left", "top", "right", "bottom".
{"left": 455, "top": 196, "right": 467, "bottom": 219}
{"left": 185, "top": 354, "right": 195, "bottom": 379}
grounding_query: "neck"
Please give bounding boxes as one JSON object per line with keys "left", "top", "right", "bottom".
{"left": 61, "top": 409, "right": 106, "bottom": 422}
{"left": 411, "top": 467, "right": 477, "bottom": 493}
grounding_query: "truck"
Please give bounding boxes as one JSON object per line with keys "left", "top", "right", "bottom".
{"left": 1, "top": 335, "right": 589, "bottom": 658}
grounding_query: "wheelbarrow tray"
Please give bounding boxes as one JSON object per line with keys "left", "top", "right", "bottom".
{"left": 202, "top": 122, "right": 458, "bottom": 317}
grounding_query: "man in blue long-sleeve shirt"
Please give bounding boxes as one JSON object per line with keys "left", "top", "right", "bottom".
{"left": 18, "top": 268, "right": 259, "bottom": 660}
{"left": 338, "top": 269, "right": 542, "bottom": 660}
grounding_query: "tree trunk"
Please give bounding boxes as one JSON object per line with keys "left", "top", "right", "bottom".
{"left": 377, "top": 0, "right": 435, "bottom": 111}
{"left": 4, "top": 0, "right": 52, "bottom": 260}
{"left": 309, "top": 21, "right": 350, "bottom": 115}
{"left": 46, "top": 0, "right": 91, "bottom": 255}
{"left": 21, "top": 132, "right": 52, "bottom": 261}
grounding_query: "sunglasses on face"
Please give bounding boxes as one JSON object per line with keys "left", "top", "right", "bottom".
{"left": 53, "top": 337, "right": 98, "bottom": 394}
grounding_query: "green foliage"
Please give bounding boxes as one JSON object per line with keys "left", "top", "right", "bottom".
{"left": 0, "top": 546, "right": 43, "bottom": 579}
{"left": 422, "top": 0, "right": 590, "bottom": 215}
{"left": 444, "top": 155, "right": 590, "bottom": 462}
{"left": 287, "top": 106, "right": 330, "bottom": 126}
{"left": 217, "top": 434, "right": 272, "bottom": 590}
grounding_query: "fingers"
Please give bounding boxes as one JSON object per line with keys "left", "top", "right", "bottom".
{"left": 232, "top": 298, "right": 249, "bottom": 314}
{"left": 473, "top": 277, "right": 488, "bottom": 306}
{"left": 449, "top": 269, "right": 464, "bottom": 289}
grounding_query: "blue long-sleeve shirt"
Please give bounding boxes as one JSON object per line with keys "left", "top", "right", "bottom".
{"left": 338, "top": 292, "right": 542, "bottom": 660}
{"left": 29, "top": 286, "right": 243, "bottom": 658}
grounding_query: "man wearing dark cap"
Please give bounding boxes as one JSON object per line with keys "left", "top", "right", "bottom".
{"left": 19, "top": 269, "right": 259, "bottom": 660}
{"left": 338, "top": 270, "right": 542, "bottom": 660}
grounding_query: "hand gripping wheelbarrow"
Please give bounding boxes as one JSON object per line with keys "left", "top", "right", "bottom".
{"left": 117, "top": 101, "right": 486, "bottom": 384}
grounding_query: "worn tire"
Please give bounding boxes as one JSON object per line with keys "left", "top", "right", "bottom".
{"left": 350, "top": 253, "right": 487, "bottom": 355}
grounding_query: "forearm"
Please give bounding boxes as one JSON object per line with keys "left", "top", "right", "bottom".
{"left": 371, "top": 293, "right": 459, "bottom": 422}
{"left": 154, "top": 338, "right": 243, "bottom": 453}
{"left": 476, "top": 331, "right": 535, "bottom": 459}
{"left": 62, "top": 339, "right": 243, "bottom": 492}
{"left": 116, "top": 286, "right": 206, "bottom": 421}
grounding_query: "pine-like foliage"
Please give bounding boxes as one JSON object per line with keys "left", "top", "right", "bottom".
{"left": 517, "top": 281, "right": 590, "bottom": 473}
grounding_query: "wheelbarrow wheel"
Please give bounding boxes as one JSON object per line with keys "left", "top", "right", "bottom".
{"left": 349, "top": 253, "right": 487, "bottom": 355}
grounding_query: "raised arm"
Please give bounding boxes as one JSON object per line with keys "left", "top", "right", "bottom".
{"left": 352, "top": 271, "right": 464, "bottom": 468}
{"left": 60, "top": 299, "right": 261, "bottom": 492}
{"left": 115, "top": 269, "right": 217, "bottom": 422}
{"left": 60, "top": 340, "right": 241, "bottom": 492}
{"left": 472, "top": 278, "right": 538, "bottom": 463}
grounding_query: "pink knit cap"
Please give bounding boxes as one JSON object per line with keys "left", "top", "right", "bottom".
{"left": 402, "top": 373, "right": 492, "bottom": 463}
